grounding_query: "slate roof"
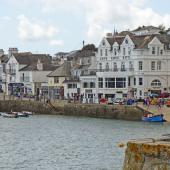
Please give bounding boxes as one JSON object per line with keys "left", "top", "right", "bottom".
{"left": 19, "top": 64, "right": 58, "bottom": 72}
{"left": 47, "top": 61, "right": 71, "bottom": 77}
{"left": 13, "top": 53, "right": 52, "bottom": 65}
{"left": 132, "top": 26, "right": 161, "bottom": 32}
{"left": 0, "top": 55, "right": 8, "bottom": 63}
{"left": 106, "top": 34, "right": 170, "bottom": 49}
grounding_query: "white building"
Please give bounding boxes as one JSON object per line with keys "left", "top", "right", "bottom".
{"left": 5, "top": 52, "right": 53, "bottom": 95}
{"left": 81, "top": 33, "right": 170, "bottom": 100}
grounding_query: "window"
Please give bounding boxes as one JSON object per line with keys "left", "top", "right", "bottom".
{"left": 98, "top": 78, "right": 103, "bottom": 88}
{"left": 157, "top": 61, "right": 161, "bottom": 70}
{"left": 121, "top": 62, "right": 125, "bottom": 71}
{"left": 99, "top": 63, "right": 102, "bottom": 70}
{"left": 123, "top": 48, "right": 125, "bottom": 55}
{"left": 151, "top": 61, "right": 155, "bottom": 70}
{"left": 105, "top": 49, "right": 108, "bottom": 56}
{"left": 129, "top": 61, "right": 133, "bottom": 70}
{"left": 106, "top": 63, "right": 109, "bottom": 71}
{"left": 157, "top": 47, "right": 160, "bottom": 55}
{"left": 90, "top": 82, "right": 95, "bottom": 88}
{"left": 100, "top": 49, "right": 103, "bottom": 56}
{"left": 125, "top": 39, "right": 128, "bottom": 44}
{"left": 128, "top": 77, "right": 130, "bottom": 86}
{"left": 54, "top": 77, "right": 59, "bottom": 83}
{"left": 160, "top": 50, "right": 163, "bottom": 55}
{"left": 140, "top": 90, "right": 142, "bottom": 96}
{"left": 105, "top": 78, "right": 115, "bottom": 88}
{"left": 102, "top": 40, "right": 105, "bottom": 46}
{"left": 116, "top": 78, "right": 126, "bottom": 88}
{"left": 139, "top": 78, "right": 143, "bottom": 85}
{"left": 114, "top": 49, "right": 117, "bottom": 55}
{"left": 134, "top": 77, "right": 136, "bottom": 86}
{"left": 113, "top": 62, "right": 117, "bottom": 71}
{"left": 151, "top": 80, "right": 161, "bottom": 87}
{"left": 83, "top": 82, "right": 88, "bottom": 88}
{"left": 139, "top": 61, "right": 143, "bottom": 70}
{"left": 152, "top": 47, "right": 155, "bottom": 54}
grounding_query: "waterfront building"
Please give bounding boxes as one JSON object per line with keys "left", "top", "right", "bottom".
{"left": 95, "top": 33, "right": 170, "bottom": 99}
{"left": 5, "top": 51, "right": 52, "bottom": 95}
{"left": 47, "top": 61, "right": 71, "bottom": 99}
{"left": 19, "top": 59, "right": 57, "bottom": 96}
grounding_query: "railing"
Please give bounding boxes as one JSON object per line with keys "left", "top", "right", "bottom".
{"left": 5, "top": 69, "right": 16, "bottom": 75}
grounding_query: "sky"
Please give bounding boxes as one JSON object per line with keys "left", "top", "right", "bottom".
{"left": 0, "top": 0, "right": 170, "bottom": 55}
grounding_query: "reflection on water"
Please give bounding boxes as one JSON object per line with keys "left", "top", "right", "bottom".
{"left": 0, "top": 115, "right": 170, "bottom": 170}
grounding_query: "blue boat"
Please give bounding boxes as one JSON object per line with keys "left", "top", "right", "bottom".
{"left": 142, "top": 114, "right": 165, "bottom": 122}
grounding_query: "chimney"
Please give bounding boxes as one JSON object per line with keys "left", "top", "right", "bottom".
{"left": 0, "top": 49, "right": 4, "bottom": 56}
{"left": 37, "top": 59, "right": 43, "bottom": 71}
{"left": 8, "top": 48, "right": 18, "bottom": 57}
{"left": 83, "top": 40, "right": 85, "bottom": 47}
{"left": 106, "top": 33, "right": 113, "bottom": 37}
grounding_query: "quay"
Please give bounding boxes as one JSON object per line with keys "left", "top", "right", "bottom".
{"left": 0, "top": 98, "right": 144, "bottom": 121}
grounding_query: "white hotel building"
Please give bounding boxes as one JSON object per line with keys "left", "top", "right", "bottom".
{"left": 80, "top": 33, "right": 170, "bottom": 100}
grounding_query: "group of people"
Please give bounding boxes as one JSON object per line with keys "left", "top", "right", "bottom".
{"left": 143, "top": 97, "right": 165, "bottom": 111}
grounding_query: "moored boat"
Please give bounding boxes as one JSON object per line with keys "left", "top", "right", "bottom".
{"left": 142, "top": 113, "right": 165, "bottom": 122}
{"left": 1, "top": 112, "right": 18, "bottom": 118}
{"left": 22, "top": 111, "right": 33, "bottom": 115}
{"left": 17, "top": 112, "right": 29, "bottom": 117}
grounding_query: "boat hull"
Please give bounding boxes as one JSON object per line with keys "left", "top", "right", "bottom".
{"left": 142, "top": 114, "right": 164, "bottom": 122}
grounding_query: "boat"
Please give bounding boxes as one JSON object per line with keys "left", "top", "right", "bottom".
{"left": 22, "top": 111, "right": 33, "bottom": 115}
{"left": 142, "top": 113, "right": 165, "bottom": 122}
{"left": 1, "top": 112, "right": 18, "bottom": 118}
{"left": 17, "top": 112, "right": 29, "bottom": 117}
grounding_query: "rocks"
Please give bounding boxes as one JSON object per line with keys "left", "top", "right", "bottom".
{"left": 123, "top": 139, "right": 170, "bottom": 170}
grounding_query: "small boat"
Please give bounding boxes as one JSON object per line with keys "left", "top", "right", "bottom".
{"left": 1, "top": 112, "right": 18, "bottom": 118}
{"left": 22, "top": 111, "right": 33, "bottom": 115}
{"left": 142, "top": 113, "right": 165, "bottom": 122}
{"left": 17, "top": 112, "right": 29, "bottom": 117}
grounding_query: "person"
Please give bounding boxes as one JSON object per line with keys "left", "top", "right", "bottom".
{"left": 147, "top": 97, "right": 151, "bottom": 110}
{"left": 157, "top": 98, "right": 162, "bottom": 112}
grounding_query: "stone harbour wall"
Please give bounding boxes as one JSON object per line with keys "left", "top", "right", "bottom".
{"left": 0, "top": 100, "right": 143, "bottom": 120}
{"left": 123, "top": 139, "right": 170, "bottom": 170}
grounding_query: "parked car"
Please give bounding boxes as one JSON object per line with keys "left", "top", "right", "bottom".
{"left": 107, "top": 98, "right": 114, "bottom": 105}
{"left": 113, "top": 98, "right": 124, "bottom": 105}
{"left": 165, "top": 99, "right": 170, "bottom": 107}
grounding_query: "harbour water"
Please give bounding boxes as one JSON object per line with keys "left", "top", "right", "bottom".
{"left": 0, "top": 115, "right": 170, "bottom": 170}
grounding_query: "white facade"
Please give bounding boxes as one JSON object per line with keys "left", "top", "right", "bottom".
{"left": 80, "top": 34, "right": 170, "bottom": 100}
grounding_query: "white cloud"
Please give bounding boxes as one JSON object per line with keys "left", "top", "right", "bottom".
{"left": 49, "top": 40, "right": 64, "bottom": 46}
{"left": 17, "top": 15, "right": 60, "bottom": 43}
{"left": 38, "top": 0, "right": 170, "bottom": 43}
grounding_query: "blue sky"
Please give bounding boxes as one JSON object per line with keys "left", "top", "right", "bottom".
{"left": 0, "top": 0, "right": 170, "bottom": 55}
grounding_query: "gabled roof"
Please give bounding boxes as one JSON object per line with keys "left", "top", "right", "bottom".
{"left": 47, "top": 61, "right": 71, "bottom": 77}
{"left": 106, "top": 36, "right": 125, "bottom": 46}
{"left": 13, "top": 52, "right": 52, "bottom": 65}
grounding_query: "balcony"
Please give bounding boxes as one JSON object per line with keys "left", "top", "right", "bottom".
{"left": 20, "top": 77, "right": 30, "bottom": 82}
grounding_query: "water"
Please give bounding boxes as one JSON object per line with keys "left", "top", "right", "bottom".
{"left": 0, "top": 115, "right": 170, "bottom": 170}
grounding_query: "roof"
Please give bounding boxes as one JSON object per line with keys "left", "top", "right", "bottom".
{"left": 106, "top": 34, "right": 170, "bottom": 49}
{"left": 106, "top": 36, "right": 125, "bottom": 46}
{"left": 19, "top": 64, "right": 58, "bottom": 72}
{"left": 118, "top": 31, "right": 134, "bottom": 36}
{"left": 13, "top": 52, "right": 52, "bottom": 65}
{"left": 132, "top": 26, "right": 161, "bottom": 32}
{"left": 47, "top": 61, "right": 71, "bottom": 77}
{"left": 0, "top": 55, "right": 8, "bottom": 63}
{"left": 63, "top": 78, "right": 80, "bottom": 83}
